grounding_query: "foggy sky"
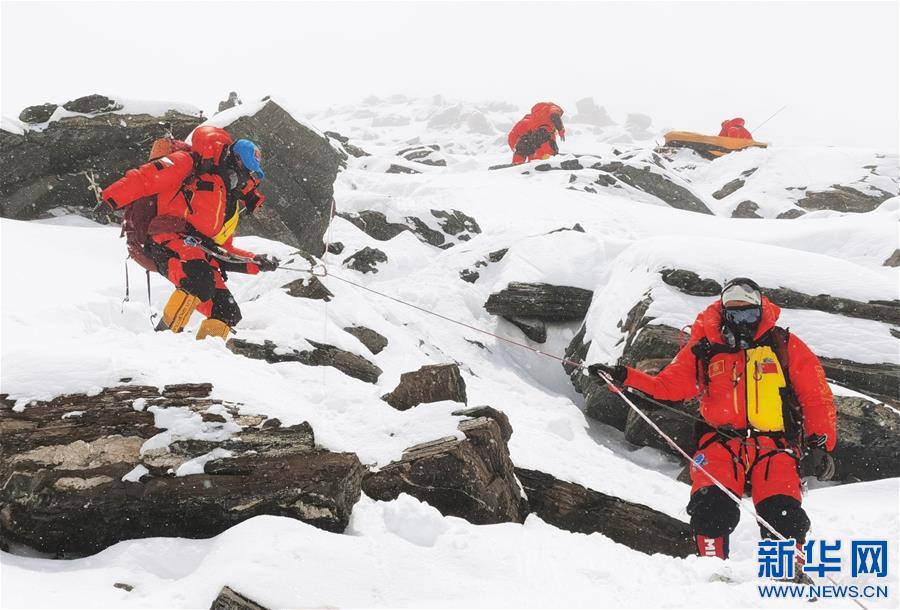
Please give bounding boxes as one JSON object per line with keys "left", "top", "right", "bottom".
{"left": 2, "top": 1, "right": 898, "bottom": 150}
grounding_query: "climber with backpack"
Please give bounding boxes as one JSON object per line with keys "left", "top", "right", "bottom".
{"left": 508, "top": 102, "right": 566, "bottom": 164}
{"left": 101, "top": 125, "right": 279, "bottom": 340}
{"left": 718, "top": 117, "right": 753, "bottom": 140}
{"left": 589, "top": 278, "right": 836, "bottom": 565}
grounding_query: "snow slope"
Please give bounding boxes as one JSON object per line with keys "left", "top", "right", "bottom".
{"left": 1, "top": 95, "right": 898, "bottom": 609}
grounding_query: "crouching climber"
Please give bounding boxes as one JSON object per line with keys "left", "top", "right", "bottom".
{"left": 589, "top": 278, "right": 836, "bottom": 567}
{"left": 508, "top": 102, "right": 566, "bottom": 164}
{"left": 719, "top": 117, "right": 753, "bottom": 140}
{"left": 102, "top": 126, "right": 280, "bottom": 340}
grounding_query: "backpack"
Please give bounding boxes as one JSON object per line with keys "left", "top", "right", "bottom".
{"left": 120, "top": 126, "right": 233, "bottom": 272}
{"left": 122, "top": 137, "right": 193, "bottom": 272}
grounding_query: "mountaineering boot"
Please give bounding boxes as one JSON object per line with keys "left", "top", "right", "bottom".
{"left": 696, "top": 534, "right": 729, "bottom": 559}
{"left": 156, "top": 289, "right": 201, "bottom": 333}
{"left": 196, "top": 318, "right": 231, "bottom": 341}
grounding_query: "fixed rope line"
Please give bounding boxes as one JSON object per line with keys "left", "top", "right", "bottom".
{"left": 320, "top": 271, "right": 585, "bottom": 369}
{"left": 236, "top": 255, "right": 858, "bottom": 604}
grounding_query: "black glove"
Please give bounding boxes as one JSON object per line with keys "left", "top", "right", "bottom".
{"left": 587, "top": 363, "right": 627, "bottom": 385}
{"left": 254, "top": 255, "right": 280, "bottom": 272}
{"left": 805, "top": 434, "right": 835, "bottom": 481}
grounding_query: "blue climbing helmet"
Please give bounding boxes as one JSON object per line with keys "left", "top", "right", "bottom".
{"left": 232, "top": 139, "right": 265, "bottom": 180}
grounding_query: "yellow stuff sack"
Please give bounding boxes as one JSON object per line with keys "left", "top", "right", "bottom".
{"left": 745, "top": 346, "right": 787, "bottom": 431}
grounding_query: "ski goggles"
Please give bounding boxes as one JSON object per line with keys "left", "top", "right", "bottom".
{"left": 721, "top": 281, "right": 761, "bottom": 306}
{"left": 723, "top": 306, "right": 762, "bottom": 326}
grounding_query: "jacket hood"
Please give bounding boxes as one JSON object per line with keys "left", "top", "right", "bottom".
{"left": 691, "top": 296, "right": 780, "bottom": 343}
{"left": 191, "top": 125, "right": 234, "bottom": 163}
{"left": 531, "top": 102, "right": 564, "bottom": 116}
{"left": 721, "top": 117, "right": 746, "bottom": 128}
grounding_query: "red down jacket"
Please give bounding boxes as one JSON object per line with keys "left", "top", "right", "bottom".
{"left": 623, "top": 298, "right": 836, "bottom": 449}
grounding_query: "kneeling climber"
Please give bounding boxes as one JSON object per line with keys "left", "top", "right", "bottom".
{"left": 719, "top": 117, "right": 753, "bottom": 140}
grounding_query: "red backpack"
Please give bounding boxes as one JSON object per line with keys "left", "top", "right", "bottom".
{"left": 122, "top": 137, "right": 193, "bottom": 272}
{"left": 121, "top": 126, "right": 233, "bottom": 272}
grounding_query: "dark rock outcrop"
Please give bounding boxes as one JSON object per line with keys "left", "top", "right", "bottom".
{"left": 18, "top": 103, "right": 58, "bottom": 124}
{"left": 63, "top": 94, "right": 123, "bottom": 114}
{"left": 819, "top": 358, "right": 899, "bottom": 406}
{"left": 822, "top": 396, "right": 900, "bottom": 482}
{"left": 712, "top": 178, "right": 744, "bottom": 200}
{"left": 216, "top": 100, "right": 344, "bottom": 257}
{"left": 363, "top": 416, "right": 525, "bottom": 524}
{"left": 343, "top": 246, "right": 388, "bottom": 273}
{"left": 282, "top": 276, "right": 333, "bottom": 301}
{"left": 386, "top": 164, "right": 421, "bottom": 175}
{"left": 592, "top": 161, "right": 712, "bottom": 215}
{"left": 660, "top": 269, "right": 721, "bottom": 297}
{"left": 776, "top": 208, "right": 806, "bottom": 220}
{"left": 451, "top": 406, "right": 513, "bottom": 442}
{"left": 882, "top": 249, "right": 900, "bottom": 267}
{"left": 459, "top": 269, "right": 480, "bottom": 283}
{"left": 485, "top": 283, "right": 594, "bottom": 321}
{"left": 507, "top": 316, "right": 547, "bottom": 343}
{"left": 731, "top": 200, "right": 762, "bottom": 219}
{"left": 227, "top": 339, "right": 382, "bottom": 384}
{"left": 382, "top": 364, "right": 467, "bottom": 410}
{"left": 431, "top": 209, "right": 481, "bottom": 239}
{"left": 323, "top": 131, "right": 369, "bottom": 158}
{"left": 339, "top": 209, "right": 480, "bottom": 249}
{"left": 0, "top": 385, "right": 364, "bottom": 556}
{"left": 210, "top": 586, "right": 269, "bottom": 610}
{"left": 516, "top": 468, "right": 695, "bottom": 557}
{"left": 344, "top": 326, "right": 388, "bottom": 355}
{"left": 397, "top": 144, "right": 446, "bottom": 167}
{"left": 338, "top": 210, "right": 408, "bottom": 241}
{"left": 763, "top": 287, "right": 900, "bottom": 326}
{"left": 797, "top": 186, "right": 893, "bottom": 213}
{"left": 1, "top": 106, "right": 200, "bottom": 221}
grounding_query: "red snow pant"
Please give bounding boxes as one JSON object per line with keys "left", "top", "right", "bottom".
{"left": 687, "top": 432, "right": 810, "bottom": 543}
{"left": 151, "top": 234, "right": 243, "bottom": 326}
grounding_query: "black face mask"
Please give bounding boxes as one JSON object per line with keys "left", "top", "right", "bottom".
{"left": 722, "top": 305, "right": 762, "bottom": 346}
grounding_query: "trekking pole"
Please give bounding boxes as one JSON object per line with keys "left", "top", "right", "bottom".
{"left": 750, "top": 105, "right": 788, "bottom": 134}
{"left": 596, "top": 369, "right": 868, "bottom": 610}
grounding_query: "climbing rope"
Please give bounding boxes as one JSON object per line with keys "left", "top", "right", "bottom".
{"left": 282, "top": 259, "right": 862, "bottom": 606}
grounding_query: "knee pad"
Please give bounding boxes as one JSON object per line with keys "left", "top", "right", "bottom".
{"left": 687, "top": 486, "right": 740, "bottom": 538}
{"left": 756, "top": 494, "right": 810, "bottom": 542}
{"left": 210, "top": 289, "right": 242, "bottom": 326}
{"left": 179, "top": 260, "right": 215, "bottom": 302}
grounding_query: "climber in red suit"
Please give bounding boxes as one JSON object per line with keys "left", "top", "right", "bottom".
{"left": 719, "top": 118, "right": 753, "bottom": 140}
{"left": 102, "top": 126, "right": 278, "bottom": 340}
{"left": 508, "top": 102, "right": 566, "bottom": 164}
{"left": 589, "top": 278, "right": 836, "bottom": 563}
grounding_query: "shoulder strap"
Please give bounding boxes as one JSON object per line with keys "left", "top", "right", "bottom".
{"left": 768, "top": 326, "right": 791, "bottom": 383}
